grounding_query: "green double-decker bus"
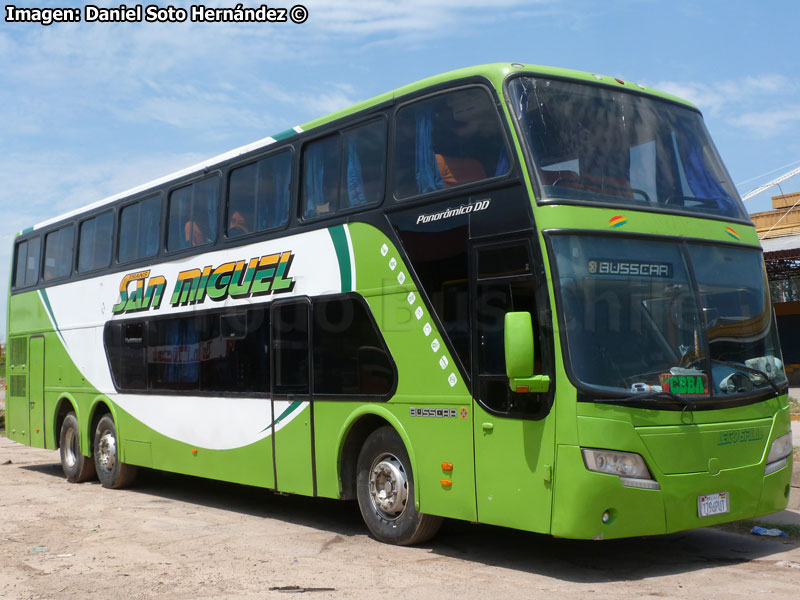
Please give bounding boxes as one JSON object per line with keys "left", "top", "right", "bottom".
{"left": 5, "top": 63, "right": 794, "bottom": 544}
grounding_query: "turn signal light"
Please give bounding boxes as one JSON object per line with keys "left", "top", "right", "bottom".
{"left": 516, "top": 385, "right": 529, "bottom": 393}
{"left": 441, "top": 462, "right": 453, "bottom": 472}
{"left": 191, "top": 448, "right": 198, "bottom": 455}
{"left": 440, "top": 479, "right": 452, "bottom": 487}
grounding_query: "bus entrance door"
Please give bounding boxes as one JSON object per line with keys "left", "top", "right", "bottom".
{"left": 271, "top": 300, "right": 315, "bottom": 496}
{"left": 470, "top": 240, "right": 555, "bottom": 532}
{"left": 28, "top": 336, "right": 45, "bottom": 449}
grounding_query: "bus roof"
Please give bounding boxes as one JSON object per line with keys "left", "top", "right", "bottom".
{"left": 26, "top": 62, "right": 695, "bottom": 235}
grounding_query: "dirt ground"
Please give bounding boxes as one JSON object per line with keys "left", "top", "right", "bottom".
{"left": 1, "top": 436, "right": 799, "bottom": 600}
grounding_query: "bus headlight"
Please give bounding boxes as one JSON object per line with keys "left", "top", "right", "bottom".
{"left": 581, "top": 448, "right": 660, "bottom": 489}
{"left": 765, "top": 432, "right": 793, "bottom": 475}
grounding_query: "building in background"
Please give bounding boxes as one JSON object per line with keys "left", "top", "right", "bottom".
{"left": 753, "top": 192, "right": 800, "bottom": 382}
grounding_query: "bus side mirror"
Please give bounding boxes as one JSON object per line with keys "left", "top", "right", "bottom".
{"left": 504, "top": 312, "right": 550, "bottom": 394}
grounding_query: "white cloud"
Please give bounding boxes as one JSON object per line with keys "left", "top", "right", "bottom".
{"left": 731, "top": 105, "right": 800, "bottom": 139}
{"left": 652, "top": 74, "right": 796, "bottom": 116}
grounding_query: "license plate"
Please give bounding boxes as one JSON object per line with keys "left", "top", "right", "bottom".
{"left": 697, "top": 492, "right": 730, "bottom": 518}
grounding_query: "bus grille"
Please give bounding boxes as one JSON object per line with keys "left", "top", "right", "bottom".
{"left": 9, "top": 375, "right": 26, "bottom": 397}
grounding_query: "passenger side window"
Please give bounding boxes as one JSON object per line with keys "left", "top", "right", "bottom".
{"left": 313, "top": 297, "right": 394, "bottom": 396}
{"left": 104, "top": 308, "right": 271, "bottom": 393}
{"left": 394, "top": 87, "right": 509, "bottom": 199}
{"left": 167, "top": 176, "right": 220, "bottom": 252}
{"left": 43, "top": 225, "right": 75, "bottom": 281}
{"left": 119, "top": 195, "right": 161, "bottom": 263}
{"left": 228, "top": 151, "right": 291, "bottom": 238}
{"left": 78, "top": 211, "right": 114, "bottom": 273}
{"left": 13, "top": 237, "right": 41, "bottom": 288}
{"left": 302, "top": 120, "right": 386, "bottom": 219}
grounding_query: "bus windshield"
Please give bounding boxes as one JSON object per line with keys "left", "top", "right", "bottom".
{"left": 550, "top": 235, "right": 785, "bottom": 402}
{"left": 508, "top": 76, "right": 747, "bottom": 221}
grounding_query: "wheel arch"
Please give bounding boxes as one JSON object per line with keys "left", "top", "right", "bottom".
{"left": 53, "top": 394, "right": 79, "bottom": 450}
{"left": 87, "top": 395, "right": 119, "bottom": 456}
{"left": 336, "top": 405, "right": 419, "bottom": 507}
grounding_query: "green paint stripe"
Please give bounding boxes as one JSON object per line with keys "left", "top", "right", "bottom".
{"left": 39, "top": 289, "right": 66, "bottom": 344}
{"left": 274, "top": 400, "right": 303, "bottom": 425}
{"left": 258, "top": 399, "right": 304, "bottom": 433}
{"left": 272, "top": 129, "right": 298, "bottom": 141}
{"left": 328, "top": 225, "right": 352, "bottom": 292}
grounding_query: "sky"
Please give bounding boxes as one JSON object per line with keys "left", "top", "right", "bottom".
{"left": 2, "top": 0, "right": 800, "bottom": 338}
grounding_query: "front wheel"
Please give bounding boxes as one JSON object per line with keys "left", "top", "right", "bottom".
{"left": 356, "top": 426, "right": 442, "bottom": 545}
{"left": 93, "top": 414, "right": 138, "bottom": 489}
{"left": 59, "top": 412, "right": 96, "bottom": 483}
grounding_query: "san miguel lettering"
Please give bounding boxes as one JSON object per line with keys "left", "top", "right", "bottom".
{"left": 112, "top": 251, "right": 295, "bottom": 315}
{"left": 169, "top": 251, "right": 295, "bottom": 306}
{"left": 112, "top": 270, "right": 166, "bottom": 315}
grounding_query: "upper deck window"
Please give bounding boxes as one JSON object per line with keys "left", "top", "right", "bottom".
{"left": 228, "top": 151, "right": 291, "bottom": 238}
{"left": 394, "top": 87, "right": 509, "bottom": 199}
{"left": 119, "top": 194, "right": 161, "bottom": 263}
{"left": 167, "top": 176, "right": 220, "bottom": 252}
{"left": 301, "top": 119, "right": 386, "bottom": 220}
{"left": 13, "top": 236, "right": 41, "bottom": 288}
{"left": 43, "top": 224, "right": 75, "bottom": 282}
{"left": 507, "top": 76, "right": 747, "bottom": 220}
{"left": 78, "top": 210, "right": 113, "bottom": 273}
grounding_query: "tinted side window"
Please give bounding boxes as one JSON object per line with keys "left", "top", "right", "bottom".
{"left": 78, "top": 211, "right": 113, "bottom": 273}
{"left": 167, "top": 176, "right": 219, "bottom": 251}
{"left": 13, "top": 238, "right": 40, "bottom": 288}
{"left": 43, "top": 225, "right": 75, "bottom": 281}
{"left": 13, "top": 240, "right": 27, "bottom": 288}
{"left": 302, "top": 120, "right": 386, "bottom": 219}
{"left": 302, "top": 135, "right": 340, "bottom": 219}
{"left": 202, "top": 309, "right": 270, "bottom": 393}
{"left": 394, "top": 87, "right": 508, "bottom": 199}
{"left": 227, "top": 151, "right": 291, "bottom": 238}
{"left": 272, "top": 302, "right": 310, "bottom": 394}
{"left": 104, "top": 308, "right": 271, "bottom": 393}
{"left": 340, "top": 120, "right": 386, "bottom": 210}
{"left": 313, "top": 297, "right": 393, "bottom": 396}
{"left": 119, "top": 195, "right": 161, "bottom": 263}
{"left": 25, "top": 237, "right": 41, "bottom": 286}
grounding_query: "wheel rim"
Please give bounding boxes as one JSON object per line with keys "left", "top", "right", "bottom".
{"left": 64, "top": 427, "right": 79, "bottom": 469}
{"left": 368, "top": 453, "right": 409, "bottom": 520}
{"left": 97, "top": 429, "right": 117, "bottom": 473}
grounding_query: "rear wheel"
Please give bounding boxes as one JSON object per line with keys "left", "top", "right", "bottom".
{"left": 356, "top": 426, "right": 442, "bottom": 545}
{"left": 59, "top": 412, "right": 96, "bottom": 483}
{"left": 93, "top": 414, "right": 137, "bottom": 489}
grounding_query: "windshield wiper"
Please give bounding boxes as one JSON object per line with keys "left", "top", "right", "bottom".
{"left": 709, "top": 359, "right": 782, "bottom": 396}
{"left": 595, "top": 390, "right": 697, "bottom": 409}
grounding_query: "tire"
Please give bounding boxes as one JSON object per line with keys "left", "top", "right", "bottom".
{"left": 59, "top": 412, "right": 96, "bottom": 483}
{"left": 93, "top": 414, "right": 137, "bottom": 489}
{"left": 356, "top": 426, "right": 442, "bottom": 545}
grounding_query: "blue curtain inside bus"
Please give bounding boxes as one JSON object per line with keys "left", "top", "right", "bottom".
{"left": 674, "top": 123, "right": 734, "bottom": 211}
{"left": 345, "top": 136, "right": 367, "bottom": 207}
{"left": 414, "top": 106, "right": 444, "bottom": 194}
{"left": 304, "top": 144, "right": 326, "bottom": 215}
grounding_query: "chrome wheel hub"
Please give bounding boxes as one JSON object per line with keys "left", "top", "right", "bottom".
{"left": 368, "top": 453, "right": 408, "bottom": 520}
{"left": 64, "top": 428, "right": 78, "bottom": 469}
{"left": 97, "top": 430, "right": 117, "bottom": 472}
